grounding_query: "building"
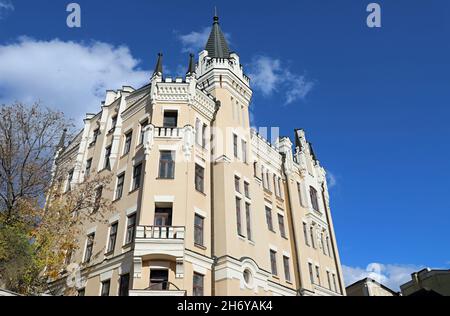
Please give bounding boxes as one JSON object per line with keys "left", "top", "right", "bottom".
{"left": 346, "top": 278, "right": 398, "bottom": 296}
{"left": 400, "top": 269, "right": 450, "bottom": 296}
{"left": 50, "top": 14, "right": 345, "bottom": 296}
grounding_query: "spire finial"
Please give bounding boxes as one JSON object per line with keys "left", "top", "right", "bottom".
{"left": 153, "top": 52, "right": 163, "bottom": 77}
{"left": 186, "top": 53, "right": 196, "bottom": 76}
{"left": 213, "top": 6, "right": 219, "bottom": 23}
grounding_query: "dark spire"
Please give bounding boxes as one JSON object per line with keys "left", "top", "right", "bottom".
{"left": 57, "top": 129, "right": 67, "bottom": 150}
{"left": 153, "top": 52, "right": 163, "bottom": 77}
{"left": 205, "top": 13, "right": 230, "bottom": 59}
{"left": 186, "top": 53, "right": 196, "bottom": 75}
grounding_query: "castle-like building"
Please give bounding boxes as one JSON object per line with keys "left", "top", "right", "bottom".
{"left": 53, "top": 15, "right": 346, "bottom": 296}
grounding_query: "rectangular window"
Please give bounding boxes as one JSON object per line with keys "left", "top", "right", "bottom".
{"left": 107, "top": 222, "right": 118, "bottom": 253}
{"left": 124, "top": 132, "right": 132, "bottom": 155}
{"left": 236, "top": 197, "right": 243, "bottom": 236}
{"left": 150, "top": 270, "right": 169, "bottom": 290}
{"left": 303, "top": 223, "right": 310, "bottom": 246}
{"left": 66, "top": 169, "right": 74, "bottom": 192}
{"left": 310, "top": 186, "right": 319, "bottom": 212}
{"left": 245, "top": 203, "right": 252, "bottom": 241}
{"left": 265, "top": 207, "right": 274, "bottom": 231}
{"left": 241, "top": 140, "right": 247, "bottom": 163}
{"left": 115, "top": 173, "right": 125, "bottom": 200}
{"left": 195, "top": 119, "right": 201, "bottom": 146}
{"left": 327, "top": 271, "right": 332, "bottom": 290}
{"left": 193, "top": 273, "right": 204, "bottom": 296}
{"left": 315, "top": 266, "right": 321, "bottom": 285}
{"left": 77, "top": 289, "right": 85, "bottom": 296}
{"left": 333, "top": 274, "right": 339, "bottom": 293}
{"left": 233, "top": 134, "right": 238, "bottom": 158}
{"left": 202, "top": 124, "right": 208, "bottom": 148}
{"left": 234, "top": 176, "right": 240, "bottom": 193}
{"left": 270, "top": 250, "right": 278, "bottom": 276}
{"left": 195, "top": 164, "right": 205, "bottom": 193}
{"left": 159, "top": 151, "right": 175, "bottom": 179}
{"left": 132, "top": 164, "right": 142, "bottom": 191}
{"left": 277, "top": 178, "right": 283, "bottom": 199}
{"left": 308, "top": 263, "right": 314, "bottom": 284}
{"left": 321, "top": 233, "right": 327, "bottom": 255}
{"left": 92, "top": 128, "right": 100, "bottom": 145}
{"left": 119, "top": 274, "right": 130, "bottom": 296}
{"left": 194, "top": 214, "right": 204, "bottom": 247}
{"left": 283, "top": 256, "right": 291, "bottom": 282}
{"left": 85, "top": 158, "right": 92, "bottom": 179}
{"left": 327, "top": 236, "right": 333, "bottom": 258}
{"left": 104, "top": 146, "right": 112, "bottom": 170}
{"left": 244, "top": 182, "right": 250, "bottom": 199}
{"left": 125, "top": 213, "right": 137, "bottom": 245}
{"left": 273, "top": 175, "right": 278, "bottom": 197}
{"left": 101, "top": 280, "right": 110, "bottom": 296}
{"left": 297, "top": 182, "right": 303, "bottom": 206}
{"left": 163, "top": 111, "right": 178, "bottom": 128}
{"left": 310, "top": 226, "right": 316, "bottom": 248}
{"left": 278, "top": 214, "right": 286, "bottom": 238}
{"left": 140, "top": 120, "right": 149, "bottom": 145}
{"left": 84, "top": 233, "right": 95, "bottom": 263}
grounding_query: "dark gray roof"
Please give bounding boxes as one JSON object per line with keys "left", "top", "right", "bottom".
{"left": 187, "top": 53, "right": 196, "bottom": 75}
{"left": 205, "top": 15, "right": 230, "bottom": 59}
{"left": 153, "top": 53, "right": 163, "bottom": 76}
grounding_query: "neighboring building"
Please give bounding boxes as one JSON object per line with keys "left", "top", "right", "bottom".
{"left": 346, "top": 278, "right": 398, "bottom": 296}
{"left": 400, "top": 269, "right": 450, "bottom": 296}
{"left": 50, "top": 14, "right": 345, "bottom": 296}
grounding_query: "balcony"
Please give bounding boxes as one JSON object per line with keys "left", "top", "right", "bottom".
{"left": 129, "top": 282, "right": 186, "bottom": 297}
{"left": 155, "top": 127, "right": 183, "bottom": 139}
{"left": 134, "top": 226, "right": 186, "bottom": 259}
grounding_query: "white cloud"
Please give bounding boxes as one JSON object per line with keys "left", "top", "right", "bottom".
{"left": 248, "top": 55, "right": 314, "bottom": 105}
{"left": 0, "top": 37, "right": 149, "bottom": 120}
{"left": 326, "top": 171, "right": 337, "bottom": 189}
{"left": 0, "top": 0, "right": 14, "bottom": 19}
{"left": 177, "top": 27, "right": 211, "bottom": 53}
{"left": 343, "top": 263, "right": 423, "bottom": 291}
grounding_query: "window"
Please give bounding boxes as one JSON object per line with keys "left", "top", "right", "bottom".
{"left": 277, "top": 178, "right": 283, "bottom": 198}
{"left": 244, "top": 182, "right": 250, "bottom": 199}
{"left": 236, "top": 197, "right": 243, "bottom": 236}
{"left": 163, "top": 111, "right": 178, "bottom": 128}
{"left": 283, "top": 256, "right": 291, "bottom": 282}
{"left": 194, "top": 214, "right": 204, "bottom": 247}
{"left": 92, "top": 128, "right": 100, "bottom": 145}
{"left": 333, "top": 274, "right": 339, "bottom": 293}
{"left": 273, "top": 175, "right": 278, "bottom": 197}
{"left": 140, "top": 120, "right": 149, "bottom": 145}
{"left": 266, "top": 172, "right": 271, "bottom": 192}
{"left": 195, "top": 119, "right": 201, "bottom": 145}
{"left": 154, "top": 207, "right": 173, "bottom": 227}
{"left": 132, "top": 164, "right": 142, "bottom": 191}
{"left": 84, "top": 233, "right": 95, "bottom": 263}
{"left": 297, "top": 182, "right": 303, "bottom": 206}
{"left": 234, "top": 176, "right": 240, "bottom": 193}
{"left": 93, "top": 186, "right": 103, "bottom": 213}
{"left": 66, "top": 169, "right": 74, "bottom": 192}
{"left": 77, "top": 288, "right": 85, "bottom": 296}
{"left": 115, "top": 173, "right": 125, "bottom": 200}
{"left": 310, "top": 226, "right": 316, "bottom": 248}
{"left": 119, "top": 274, "right": 130, "bottom": 296}
{"left": 104, "top": 146, "right": 112, "bottom": 170}
{"left": 278, "top": 214, "right": 286, "bottom": 238}
{"left": 270, "top": 250, "right": 278, "bottom": 276}
{"left": 85, "top": 159, "right": 92, "bottom": 179}
{"left": 150, "top": 270, "right": 169, "bottom": 290}
{"left": 303, "top": 223, "right": 310, "bottom": 246}
{"left": 125, "top": 213, "right": 136, "bottom": 244}
{"left": 327, "top": 236, "right": 333, "bottom": 258}
{"left": 233, "top": 134, "right": 238, "bottom": 158}
{"left": 195, "top": 164, "right": 205, "bottom": 193}
{"left": 101, "top": 280, "right": 110, "bottom": 296}
{"left": 310, "top": 186, "right": 319, "bottom": 212}
{"left": 308, "top": 263, "right": 314, "bottom": 284}
{"left": 202, "top": 124, "right": 208, "bottom": 148}
{"left": 321, "top": 233, "right": 327, "bottom": 255}
{"left": 110, "top": 116, "right": 117, "bottom": 132}
{"left": 107, "top": 222, "right": 118, "bottom": 253}
{"left": 245, "top": 203, "right": 252, "bottom": 241}
{"left": 124, "top": 132, "right": 132, "bottom": 155}
{"left": 159, "top": 151, "right": 175, "bottom": 179}
{"left": 242, "top": 140, "right": 247, "bottom": 163}
{"left": 315, "top": 266, "right": 321, "bottom": 285}
{"left": 327, "top": 271, "right": 332, "bottom": 290}
{"left": 193, "top": 273, "right": 204, "bottom": 296}
{"left": 261, "top": 167, "right": 266, "bottom": 189}
{"left": 265, "top": 207, "right": 274, "bottom": 231}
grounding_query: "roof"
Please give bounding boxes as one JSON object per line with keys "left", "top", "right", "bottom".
{"left": 346, "top": 278, "right": 399, "bottom": 296}
{"left": 205, "top": 15, "right": 230, "bottom": 59}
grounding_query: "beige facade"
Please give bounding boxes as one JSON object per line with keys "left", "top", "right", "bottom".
{"left": 51, "top": 15, "right": 345, "bottom": 297}
{"left": 346, "top": 278, "right": 398, "bottom": 296}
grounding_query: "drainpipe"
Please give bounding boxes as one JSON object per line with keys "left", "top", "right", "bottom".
{"left": 280, "top": 153, "right": 304, "bottom": 296}
{"left": 210, "top": 100, "right": 221, "bottom": 296}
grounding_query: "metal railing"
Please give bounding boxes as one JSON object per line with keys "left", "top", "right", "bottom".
{"left": 145, "top": 281, "right": 182, "bottom": 292}
{"left": 136, "top": 226, "right": 185, "bottom": 240}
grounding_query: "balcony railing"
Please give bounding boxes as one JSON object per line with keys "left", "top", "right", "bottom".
{"left": 155, "top": 127, "right": 183, "bottom": 138}
{"left": 136, "top": 226, "right": 185, "bottom": 240}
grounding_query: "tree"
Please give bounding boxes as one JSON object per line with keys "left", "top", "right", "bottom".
{"left": 0, "top": 102, "right": 114, "bottom": 295}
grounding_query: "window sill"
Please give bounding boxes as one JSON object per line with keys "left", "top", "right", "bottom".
{"left": 128, "top": 188, "right": 140, "bottom": 195}
{"left": 120, "top": 153, "right": 130, "bottom": 159}
{"left": 272, "top": 275, "right": 280, "bottom": 280}
{"left": 122, "top": 243, "right": 133, "bottom": 250}
{"left": 286, "top": 280, "right": 293, "bottom": 285}
{"left": 194, "top": 244, "right": 207, "bottom": 251}
{"left": 104, "top": 251, "right": 114, "bottom": 257}
{"left": 195, "top": 189, "right": 206, "bottom": 196}
{"left": 238, "top": 235, "right": 246, "bottom": 241}
{"left": 112, "top": 198, "right": 121, "bottom": 204}
{"left": 156, "top": 178, "right": 175, "bottom": 181}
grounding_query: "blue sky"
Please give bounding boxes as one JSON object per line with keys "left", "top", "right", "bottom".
{"left": 1, "top": 0, "right": 449, "bottom": 290}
